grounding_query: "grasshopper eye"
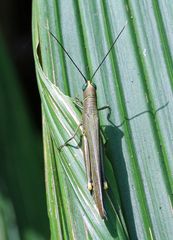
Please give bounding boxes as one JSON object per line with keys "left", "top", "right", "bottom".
{"left": 82, "top": 83, "right": 88, "bottom": 91}
{"left": 91, "top": 83, "right": 97, "bottom": 89}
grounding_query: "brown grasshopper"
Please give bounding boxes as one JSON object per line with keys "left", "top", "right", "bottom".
{"left": 49, "top": 23, "right": 126, "bottom": 218}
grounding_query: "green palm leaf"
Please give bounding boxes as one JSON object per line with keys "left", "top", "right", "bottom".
{"left": 32, "top": 1, "right": 173, "bottom": 239}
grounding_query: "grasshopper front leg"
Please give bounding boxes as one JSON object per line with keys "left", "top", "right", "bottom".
{"left": 98, "top": 105, "right": 111, "bottom": 120}
{"left": 73, "top": 97, "right": 83, "bottom": 110}
{"left": 98, "top": 105, "right": 110, "bottom": 112}
{"left": 58, "top": 123, "right": 82, "bottom": 150}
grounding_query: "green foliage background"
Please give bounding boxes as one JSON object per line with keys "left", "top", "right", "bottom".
{"left": 32, "top": 0, "right": 173, "bottom": 240}
{"left": 0, "top": 34, "right": 49, "bottom": 240}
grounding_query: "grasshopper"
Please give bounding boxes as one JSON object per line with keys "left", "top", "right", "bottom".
{"left": 49, "top": 23, "right": 126, "bottom": 218}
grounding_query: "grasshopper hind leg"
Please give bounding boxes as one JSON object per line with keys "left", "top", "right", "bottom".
{"left": 99, "top": 137, "right": 108, "bottom": 190}
{"left": 83, "top": 134, "right": 93, "bottom": 191}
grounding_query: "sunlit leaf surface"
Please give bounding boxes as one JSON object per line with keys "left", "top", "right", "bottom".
{"left": 32, "top": 1, "right": 173, "bottom": 239}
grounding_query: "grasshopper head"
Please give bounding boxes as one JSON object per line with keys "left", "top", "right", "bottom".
{"left": 82, "top": 81, "right": 97, "bottom": 91}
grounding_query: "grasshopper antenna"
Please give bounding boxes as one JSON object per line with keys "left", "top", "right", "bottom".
{"left": 90, "top": 21, "right": 128, "bottom": 81}
{"left": 48, "top": 30, "right": 87, "bottom": 83}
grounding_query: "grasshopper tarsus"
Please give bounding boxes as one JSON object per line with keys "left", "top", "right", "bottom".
{"left": 87, "top": 182, "right": 93, "bottom": 191}
{"left": 58, "top": 146, "right": 63, "bottom": 151}
{"left": 103, "top": 181, "right": 108, "bottom": 190}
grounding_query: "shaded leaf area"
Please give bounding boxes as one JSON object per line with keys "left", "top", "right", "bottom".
{"left": 0, "top": 194, "right": 20, "bottom": 240}
{"left": 0, "top": 34, "right": 49, "bottom": 239}
{"left": 33, "top": 0, "right": 173, "bottom": 240}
